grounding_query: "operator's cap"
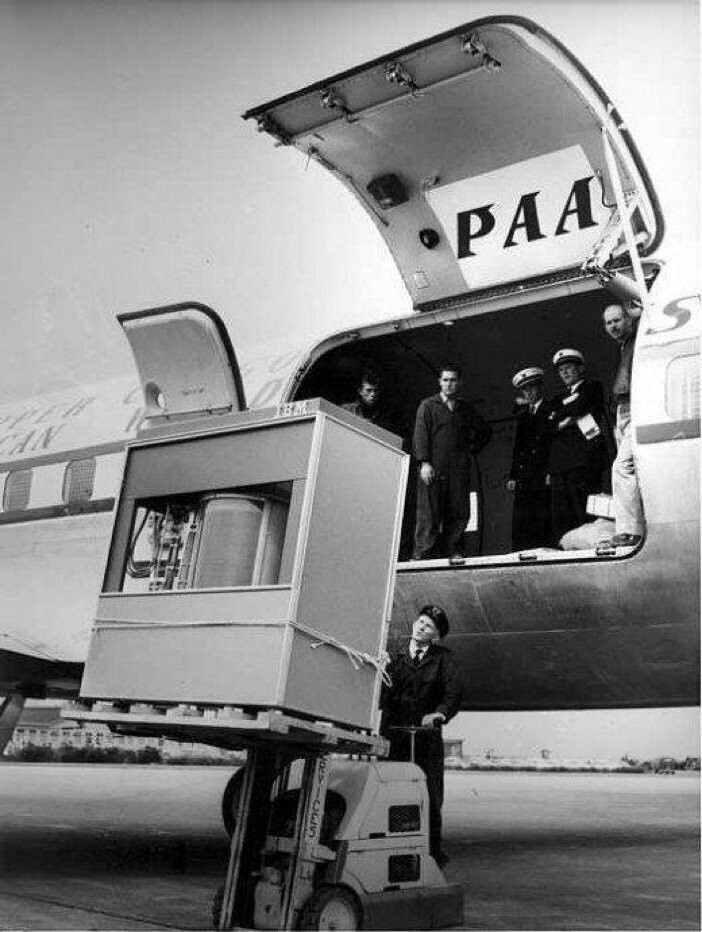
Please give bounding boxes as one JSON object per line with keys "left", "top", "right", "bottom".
{"left": 512, "top": 366, "right": 544, "bottom": 390}
{"left": 418, "top": 604, "right": 449, "bottom": 639}
{"left": 552, "top": 348, "right": 585, "bottom": 368}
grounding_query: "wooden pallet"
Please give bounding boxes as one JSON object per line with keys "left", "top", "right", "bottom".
{"left": 63, "top": 701, "right": 389, "bottom": 756}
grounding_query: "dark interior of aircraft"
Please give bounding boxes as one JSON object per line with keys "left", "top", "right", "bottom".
{"left": 293, "top": 287, "right": 622, "bottom": 559}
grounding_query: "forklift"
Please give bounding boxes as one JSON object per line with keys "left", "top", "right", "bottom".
{"left": 214, "top": 728, "right": 463, "bottom": 930}
{"left": 67, "top": 703, "right": 463, "bottom": 930}
{"left": 65, "top": 305, "right": 464, "bottom": 930}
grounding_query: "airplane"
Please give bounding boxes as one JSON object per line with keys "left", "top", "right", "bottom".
{"left": 1, "top": 14, "right": 698, "bottom": 750}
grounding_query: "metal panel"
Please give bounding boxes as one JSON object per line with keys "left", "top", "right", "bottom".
{"left": 284, "top": 627, "right": 378, "bottom": 726}
{"left": 124, "top": 421, "right": 312, "bottom": 499}
{"left": 295, "top": 416, "right": 406, "bottom": 653}
{"left": 245, "top": 17, "right": 661, "bottom": 306}
{"left": 97, "top": 588, "right": 292, "bottom": 624}
{"left": 81, "top": 624, "right": 287, "bottom": 705}
{"left": 119, "top": 304, "right": 245, "bottom": 421}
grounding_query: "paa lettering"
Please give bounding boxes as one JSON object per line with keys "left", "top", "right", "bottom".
{"left": 645, "top": 297, "right": 694, "bottom": 335}
{"left": 457, "top": 176, "right": 597, "bottom": 259}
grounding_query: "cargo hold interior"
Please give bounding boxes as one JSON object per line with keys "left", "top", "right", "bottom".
{"left": 292, "top": 284, "right": 625, "bottom": 562}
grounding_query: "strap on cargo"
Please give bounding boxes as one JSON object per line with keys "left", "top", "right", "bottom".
{"left": 292, "top": 620, "right": 393, "bottom": 686}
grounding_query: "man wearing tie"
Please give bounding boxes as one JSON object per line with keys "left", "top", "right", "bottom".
{"left": 379, "top": 605, "right": 462, "bottom": 867}
{"left": 412, "top": 365, "right": 492, "bottom": 560}
{"left": 507, "top": 366, "right": 553, "bottom": 550}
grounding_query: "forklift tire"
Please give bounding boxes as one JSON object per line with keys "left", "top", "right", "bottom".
{"left": 221, "top": 768, "right": 246, "bottom": 837}
{"left": 298, "top": 885, "right": 363, "bottom": 931}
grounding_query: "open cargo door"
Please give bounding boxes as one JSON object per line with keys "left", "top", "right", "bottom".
{"left": 118, "top": 303, "right": 246, "bottom": 424}
{"left": 244, "top": 16, "right": 662, "bottom": 309}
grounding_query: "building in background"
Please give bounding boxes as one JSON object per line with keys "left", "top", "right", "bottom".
{"left": 4, "top": 704, "right": 243, "bottom": 763}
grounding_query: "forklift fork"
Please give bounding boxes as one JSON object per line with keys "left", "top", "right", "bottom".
{"left": 218, "top": 746, "right": 333, "bottom": 930}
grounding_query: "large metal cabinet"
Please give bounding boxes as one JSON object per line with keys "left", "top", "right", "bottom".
{"left": 80, "top": 399, "right": 408, "bottom": 731}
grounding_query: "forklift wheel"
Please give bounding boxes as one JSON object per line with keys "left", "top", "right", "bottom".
{"left": 298, "top": 885, "right": 362, "bottom": 930}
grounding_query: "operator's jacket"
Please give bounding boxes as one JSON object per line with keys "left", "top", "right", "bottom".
{"left": 379, "top": 641, "right": 463, "bottom": 733}
{"left": 379, "top": 640, "right": 463, "bottom": 856}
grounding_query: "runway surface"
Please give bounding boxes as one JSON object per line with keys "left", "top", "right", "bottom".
{"left": 0, "top": 763, "right": 698, "bottom": 931}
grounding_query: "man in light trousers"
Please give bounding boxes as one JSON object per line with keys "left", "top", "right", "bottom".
{"left": 602, "top": 303, "right": 644, "bottom": 547}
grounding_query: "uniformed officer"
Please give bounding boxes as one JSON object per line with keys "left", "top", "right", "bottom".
{"left": 379, "top": 605, "right": 462, "bottom": 867}
{"left": 507, "top": 367, "right": 553, "bottom": 550}
{"left": 547, "top": 349, "right": 610, "bottom": 544}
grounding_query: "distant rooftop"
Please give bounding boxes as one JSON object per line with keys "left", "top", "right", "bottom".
{"left": 17, "top": 705, "right": 66, "bottom": 728}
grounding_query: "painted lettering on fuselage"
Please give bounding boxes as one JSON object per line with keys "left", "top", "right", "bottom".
{"left": 645, "top": 296, "right": 695, "bottom": 335}
{"left": 0, "top": 388, "right": 143, "bottom": 459}
{"left": 426, "top": 147, "right": 610, "bottom": 291}
{"left": 457, "top": 177, "right": 598, "bottom": 258}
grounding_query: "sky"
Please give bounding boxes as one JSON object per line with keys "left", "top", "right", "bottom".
{"left": 2, "top": 0, "right": 699, "bottom": 759}
{"left": 1, "top": 0, "right": 699, "bottom": 400}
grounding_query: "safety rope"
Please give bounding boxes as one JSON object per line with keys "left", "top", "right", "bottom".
{"left": 92, "top": 617, "right": 392, "bottom": 685}
{"left": 290, "top": 619, "right": 393, "bottom": 686}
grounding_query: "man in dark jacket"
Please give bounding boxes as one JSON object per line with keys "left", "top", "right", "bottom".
{"left": 547, "top": 348, "right": 610, "bottom": 544}
{"left": 342, "top": 370, "right": 398, "bottom": 434}
{"left": 412, "top": 365, "right": 492, "bottom": 560}
{"left": 380, "top": 604, "right": 463, "bottom": 866}
{"left": 507, "top": 366, "right": 553, "bottom": 550}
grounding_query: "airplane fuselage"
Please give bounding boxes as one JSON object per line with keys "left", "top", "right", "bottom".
{"left": 0, "top": 15, "right": 699, "bottom": 717}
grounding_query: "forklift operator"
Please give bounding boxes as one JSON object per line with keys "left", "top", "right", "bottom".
{"left": 379, "top": 604, "right": 462, "bottom": 867}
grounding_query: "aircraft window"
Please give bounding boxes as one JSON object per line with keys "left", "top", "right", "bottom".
{"left": 666, "top": 354, "right": 700, "bottom": 422}
{"left": 3, "top": 469, "right": 32, "bottom": 512}
{"left": 63, "top": 457, "right": 96, "bottom": 504}
{"left": 122, "top": 484, "right": 291, "bottom": 593}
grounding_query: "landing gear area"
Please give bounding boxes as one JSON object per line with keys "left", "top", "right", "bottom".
{"left": 66, "top": 703, "right": 463, "bottom": 931}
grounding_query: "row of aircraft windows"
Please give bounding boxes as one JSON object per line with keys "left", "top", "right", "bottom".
{"left": 1, "top": 457, "right": 96, "bottom": 513}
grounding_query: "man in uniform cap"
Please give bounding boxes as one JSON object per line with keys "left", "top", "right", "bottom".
{"left": 507, "top": 366, "right": 553, "bottom": 550}
{"left": 380, "top": 604, "right": 462, "bottom": 866}
{"left": 547, "top": 348, "right": 610, "bottom": 544}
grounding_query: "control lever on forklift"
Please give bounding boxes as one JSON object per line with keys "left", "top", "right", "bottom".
{"left": 388, "top": 724, "right": 441, "bottom": 764}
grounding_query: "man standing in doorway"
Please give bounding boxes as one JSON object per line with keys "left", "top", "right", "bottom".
{"left": 507, "top": 366, "right": 553, "bottom": 550}
{"left": 412, "top": 365, "right": 492, "bottom": 560}
{"left": 548, "top": 348, "right": 610, "bottom": 544}
{"left": 342, "top": 370, "right": 396, "bottom": 434}
{"left": 602, "top": 303, "right": 644, "bottom": 547}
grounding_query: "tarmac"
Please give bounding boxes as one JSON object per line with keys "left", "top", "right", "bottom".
{"left": 0, "top": 763, "right": 698, "bottom": 931}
